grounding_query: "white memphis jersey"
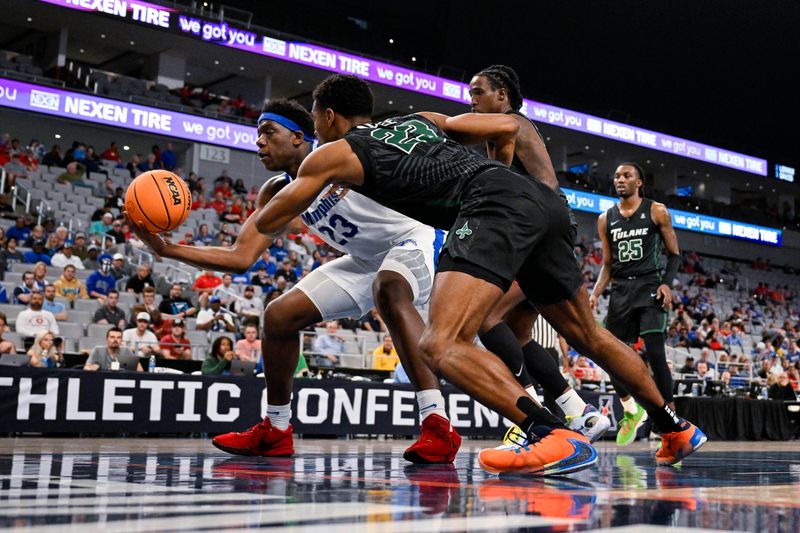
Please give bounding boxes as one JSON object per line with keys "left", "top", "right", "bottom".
{"left": 283, "top": 174, "right": 441, "bottom": 259}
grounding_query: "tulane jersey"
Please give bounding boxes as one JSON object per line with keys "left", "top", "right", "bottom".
{"left": 345, "top": 114, "right": 503, "bottom": 230}
{"left": 284, "top": 174, "right": 432, "bottom": 258}
{"left": 605, "top": 198, "right": 662, "bottom": 279}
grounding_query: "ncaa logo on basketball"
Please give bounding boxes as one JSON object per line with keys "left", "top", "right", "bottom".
{"left": 163, "top": 176, "right": 183, "bottom": 206}
{"left": 30, "top": 90, "right": 60, "bottom": 111}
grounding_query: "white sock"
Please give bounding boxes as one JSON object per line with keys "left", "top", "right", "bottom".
{"left": 416, "top": 389, "right": 448, "bottom": 423}
{"left": 556, "top": 388, "right": 587, "bottom": 418}
{"left": 525, "top": 386, "right": 538, "bottom": 401}
{"left": 266, "top": 403, "right": 291, "bottom": 431}
{"left": 621, "top": 396, "right": 638, "bottom": 415}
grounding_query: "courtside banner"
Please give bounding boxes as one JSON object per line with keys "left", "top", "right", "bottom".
{"left": 0, "top": 367, "right": 624, "bottom": 437}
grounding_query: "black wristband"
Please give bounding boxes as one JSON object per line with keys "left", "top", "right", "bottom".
{"left": 664, "top": 254, "right": 680, "bottom": 283}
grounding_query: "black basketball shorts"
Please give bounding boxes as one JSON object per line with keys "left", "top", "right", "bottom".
{"left": 436, "top": 167, "right": 583, "bottom": 307}
{"left": 604, "top": 275, "right": 668, "bottom": 343}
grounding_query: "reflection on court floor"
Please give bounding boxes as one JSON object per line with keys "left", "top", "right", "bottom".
{"left": 0, "top": 439, "right": 798, "bottom": 532}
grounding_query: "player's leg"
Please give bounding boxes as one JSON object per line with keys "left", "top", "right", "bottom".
{"left": 212, "top": 259, "right": 360, "bottom": 457}
{"left": 537, "top": 291, "right": 706, "bottom": 464}
{"left": 211, "top": 286, "right": 320, "bottom": 457}
{"left": 373, "top": 237, "right": 460, "bottom": 463}
{"left": 482, "top": 283, "right": 610, "bottom": 442}
{"left": 421, "top": 266, "right": 596, "bottom": 476}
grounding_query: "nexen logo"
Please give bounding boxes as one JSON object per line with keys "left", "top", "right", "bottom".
{"left": 163, "top": 177, "right": 182, "bottom": 206}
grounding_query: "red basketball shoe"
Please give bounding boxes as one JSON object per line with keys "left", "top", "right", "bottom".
{"left": 212, "top": 418, "right": 294, "bottom": 457}
{"left": 403, "top": 414, "right": 462, "bottom": 464}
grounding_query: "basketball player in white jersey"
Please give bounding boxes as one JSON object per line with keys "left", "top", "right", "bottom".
{"left": 129, "top": 99, "right": 460, "bottom": 463}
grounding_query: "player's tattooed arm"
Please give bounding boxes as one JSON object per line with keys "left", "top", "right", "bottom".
{"left": 417, "top": 111, "right": 519, "bottom": 165}
{"left": 508, "top": 115, "right": 559, "bottom": 191}
{"left": 589, "top": 211, "right": 613, "bottom": 312}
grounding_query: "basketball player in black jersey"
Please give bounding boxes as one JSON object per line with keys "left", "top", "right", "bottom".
{"left": 590, "top": 163, "right": 680, "bottom": 446}
{"left": 469, "top": 65, "right": 611, "bottom": 442}
{"left": 253, "top": 74, "right": 706, "bottom": 475}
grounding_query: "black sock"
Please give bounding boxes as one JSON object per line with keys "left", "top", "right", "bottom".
{"left": 522, "top": 340, "right": 569, "bottom": 397}
{"left": 643, "top": 333, "right": 674, "bottom": 404}
{"left": 647, "top": 403, "right": 682, "bottom": 433}
{"left": 480, "top": 323, "right": 532, "bottom": 388}
{"left": 517, "top": 395, "right": 566, "bottom": 437}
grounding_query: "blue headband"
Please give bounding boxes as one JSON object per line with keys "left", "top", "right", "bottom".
{"left": 258, "top": 112, "right": 314, "bottom": 142}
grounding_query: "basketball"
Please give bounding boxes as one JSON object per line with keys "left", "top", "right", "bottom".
{"left": 125, "top": 170, "right": 192, "bottom": 233}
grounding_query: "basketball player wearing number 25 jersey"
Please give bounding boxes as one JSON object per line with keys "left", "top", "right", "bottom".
{"left": 590, "top": 163, "right": 683, "bottom": 447}
{"left": 252, "top": 74, "right": 706, "bottom": 475}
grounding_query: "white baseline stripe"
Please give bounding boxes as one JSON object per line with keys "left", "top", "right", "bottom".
{"left": 0, "top": 503, "right": 421, "bottom": 533}
{"left": 4, "top": 492, "right": 283, "bottom": 508}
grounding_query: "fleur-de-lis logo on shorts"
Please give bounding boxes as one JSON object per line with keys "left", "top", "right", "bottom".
{"left": 455, "top": 221, "right": 472, "bottom": 239}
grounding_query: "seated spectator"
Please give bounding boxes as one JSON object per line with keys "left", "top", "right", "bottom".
{"left": 0, "top": 237, "right": 24, "bottom": 273}
{"left": 275, "top": 259, "right": 298, "bottom": 284}
{"left": 125, "top": 264, "right": 154, "bottom": 294}
{"left": 312, "top": 321, "right": 343, "bottom": 368}
{"left": 89, "top": 212, "right": 114, "bottom": 237}
{"left": 6, "top": 217, "right": 31, "bottom": 244}
{"left": 208, "top": 191, "right": 227, "bottom": 215}
{"left": 768, "top": 373, "right": 798, "bottom": 401}
{"left": 42, "top": 284, "right": 68, "bottom": 321}
{"left": 202, "top": 335, "right": 236, "bottom": 375}
{"left": 15, "top": 292, "right": 59, "bottom": 338}
{"left": 250, "top": 266, "right": 274, "bottom": 289}
{"left": 231, "top": 285, "right": 263, "bottom": 321}
{"left": 361, "top": 309, "right": 386, "bottom": 333}
{"left": 84, "top": 327, "right": 141, "bottom": 371}
{"left": 83, "top": 245, "right": 101, "bottom": 270}
{"left": 196, "top": 295, "right": 236, "bottom": 334}
{"left": 13, "top": 270, "right": 37, "bottom": 305}
{"left": 87, "top": 256, "right": 116, "bottom": 300}
{"left": 140, "top": 286, "right": 159, "bottom": 315}
{"left": 41, "top": 144, "right": 63, "bottom": 167}
{"left": 250, "top": 250, "right": 277, "bottom": 276}
{"left": 50, "top": 242, "right": 85, "bottom": 270}
{"left": 110, "top": 253, "right": 133, "bottom": 279}
{"left": 93, "top": 290, "right": 127, "bottom": 329}
{"left": 57, "top": 161, "right": 91, "bottom": 188}
{"left": 27, "top": 329, "right": 60, "bottom": 368}
{"left": 107, "top": 222, "right": 126, "bottom": 246}
{"left": 195, "top": 224, "right": 214, "bottom": 245}
{"left": 24, "top": 240, "right": 51, "bottom": 265}
{"left": 235, "top": 324, "right": 261, "bottom": 362}
{"left": 122, "top": 312, "right": 160, "bottom": 357}
{"left": 193, "top": 270, "right": 222, "bottom": 295}
{"left": 221, "top": 196, "right": 245, "bottom": 223}
{"left": 95, "top": 177, "right": 115, "bottom": 201}
{"left": 177, "top": 231, "right": 195, "bottom": 246}
{"left": 53, "top": 265, "right": 88, "bottom": 301}
{"left": 269, "top": 238, "right": 288, "bottom": 263}
{"left": 787, "top": 340, "right": 800, "bottom": 364}
{"left": 698, "top": 347, "right": 716, "bottom": 370}
{"left": 158, "top": 283, "right": 197, "bottom": 319}
{"left": 23, "top": 224, "right": 45, "bottom": 248}
{"left": 100, "top": 141, "right": 122, "bottom": 162}
{"left": 0, "top": 313, "right": 17, "bottom": 355}
{"left": 372, "top": 334, "right": 399, "bottom": 371}
{"left": 159, "top": 318, "right": 192, "bottom": 360}
{"left": 31, "top": 262, "right": 48, "bottom": 291}
{"left": 696, "top": 360, "right": 715, "bottom": 380}
{"left": 725, "top": 325, "right": 744, "bottom": 349}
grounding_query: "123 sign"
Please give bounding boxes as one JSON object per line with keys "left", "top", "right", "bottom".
{"left": 199, "top": 144, "right": 230, "bottom": 164}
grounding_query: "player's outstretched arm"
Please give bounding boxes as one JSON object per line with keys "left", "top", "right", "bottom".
{"left": 254, "top": 141, "right": 364, "bottom": 236}
{"left": 589, "top": 212, "right": 613, "bottom": 311}
{"left": 417, "top": 111, "right": 519, "bottom": 165}
{"left": 126, "top": 176, "right": 284, "bottom": 274}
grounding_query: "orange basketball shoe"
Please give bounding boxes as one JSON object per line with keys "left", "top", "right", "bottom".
{"left": 655, "top": 420, "right": 707, "bottom": 466}
{"left": 404, "top": 414, "right": 462, "bottom": 464}
{"left": 479, "top": 428, "right": 597, "bottom": 476}
{"left": 212, "top": 418, "right": 294, "bottom": 457}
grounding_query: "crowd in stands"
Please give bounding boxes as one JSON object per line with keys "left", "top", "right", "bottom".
{"left": 0, "top": 126, "right": 798, "bottom": 401}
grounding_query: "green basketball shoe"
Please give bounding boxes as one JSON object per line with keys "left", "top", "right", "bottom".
{"left": 616, "top": 404, "right": 648, "bottom": 446}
